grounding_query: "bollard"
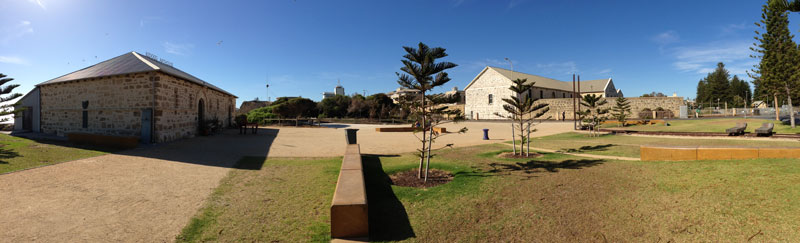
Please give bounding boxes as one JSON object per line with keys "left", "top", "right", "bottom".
{"left": 482, "top": 129, "right": 489, "bottom": 140}
{"left": 345, "top": 128, "right": 359, "bottom": 144}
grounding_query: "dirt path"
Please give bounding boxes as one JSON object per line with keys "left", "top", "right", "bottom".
{"left": 0, "top": 131, "right": 274, "bottom": 242}
{"left": 267, "top": 121, "right": 575, "bottom": 157}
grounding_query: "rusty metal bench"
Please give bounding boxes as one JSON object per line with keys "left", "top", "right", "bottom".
{"left": 725, "top": 122, "right": 747, "bottom": 136}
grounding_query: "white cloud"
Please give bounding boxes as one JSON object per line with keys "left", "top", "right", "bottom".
{"left": 450, "top": 0, "right": 465, "bottom": 7}
{"left": 163, "top": 42, "right": 194, "bottom": 56}
{"left": 0, "top": 56, "right": 28, "bottom": 65}
{"left": 651, "top": 30, "right": 680, "bottom": 45}
{"left": 27, "top": 0, "right": 45, "bottom": 10}
{"left": 597, "top": 68, "right": 612, "bottom": 75}
{"left": 507, "top": 0, "right": 525, "bottom": 9}
{"left": 466, "top": 58, "right": 512, "bottom": 70}
{"left": 669, "top": 41, "right": 753, "bottom": 76}
{"left": 1, "top": 21, "right": 34, "bottom": 44}
{"left": 535, "top": 61, "right": 579, "bottom": 75}
{"left": 140, "top": 16, "right": 162, "bottom": 28}
{"left": 721, "top": 23, "right": 748, "bottom": 34}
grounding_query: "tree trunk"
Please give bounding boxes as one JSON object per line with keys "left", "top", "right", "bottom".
{"left": 511, "top": 122, "right": 516, "bottom": 155}
{"left": 526, "top": 122, "right": 530, "bottom": 157}
{"left": 788, "top": 86, "right": 795, "bottom": 128}
{"left": 418, "top": 91, "right": 426, "bottom": 179}
{"left": 519, "top": 120, "right": 524, "bottom": 156}
{"left": 775, "top": 94, "right": 780, "bottom": 121}
{"left": 425, "top": 124, "right": 434, "bottom": 183}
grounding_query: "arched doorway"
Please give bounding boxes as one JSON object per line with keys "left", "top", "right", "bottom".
{"left": 198, "top": 99, "right": 205, "bottom": 132}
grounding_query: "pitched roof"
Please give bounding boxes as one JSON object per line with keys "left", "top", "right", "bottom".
{"left": 465, "top": 66, "right": 611, "bottom": 93}
{"left": 37, "top": 52, "right": 236, "bottom": 97}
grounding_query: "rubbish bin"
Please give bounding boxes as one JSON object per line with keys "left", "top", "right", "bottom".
{"left": 482, "top": 129, "right": 489, "bottom": 140}
{"left": 345, "top": 128, "right": 359, "bottom": 144}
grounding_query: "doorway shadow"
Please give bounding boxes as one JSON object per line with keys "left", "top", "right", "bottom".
{"left": 362, "top": 154, "right": 415, "bottom": 241}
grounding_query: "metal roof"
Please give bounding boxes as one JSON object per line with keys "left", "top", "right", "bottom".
{"left": 465, "top": 66, "right": 612, "bottom": 93}
{"left": 37, "top": 52, "right": 236, "bottom": 97}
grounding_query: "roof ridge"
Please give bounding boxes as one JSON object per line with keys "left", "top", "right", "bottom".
{"left": 131, "top": 51, "right": 160, "bottom": 70}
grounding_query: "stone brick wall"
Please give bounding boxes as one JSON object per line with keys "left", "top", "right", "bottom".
{"left": 40, "top": 72, "right": 156, "bottom": 137}
{"left": 526, "top": 97, "right": 684, "bottom": 120}
{"left": 154, "top": 72, "right": 235, "bottom": 143}
{"left": 40, "top": 71, "right": 236, "bottom": 143}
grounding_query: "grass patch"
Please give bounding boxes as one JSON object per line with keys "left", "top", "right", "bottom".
{"left": 606, "top": 118, "right": 800, "bottom": 134}
{"left": 178, "top": 141, "right": 800, "bottom": 242}
{"left": 0, "top": 134, "right": 112, "bottom": 174}
{"left": 175, "top": 156, "right": 341, "bottom": 243}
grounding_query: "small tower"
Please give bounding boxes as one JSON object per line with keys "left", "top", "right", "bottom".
{"left": 335, "top": 79, "right": 344, "bottom": 95}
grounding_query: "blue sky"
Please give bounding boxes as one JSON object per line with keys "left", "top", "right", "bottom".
{"left": 0, "top": 0, "right": 794, "bottom": 106}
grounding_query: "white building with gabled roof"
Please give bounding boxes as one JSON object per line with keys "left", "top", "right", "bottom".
{"left": 463, "top": 66, "right": 622, "bottom": 119}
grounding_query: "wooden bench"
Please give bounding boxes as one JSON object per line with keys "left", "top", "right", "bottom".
{"left": 239, "top": 123, "right": 258, "bottom": 134}
{"left": 330, "top": 144, "right": 368, "bottom": 239}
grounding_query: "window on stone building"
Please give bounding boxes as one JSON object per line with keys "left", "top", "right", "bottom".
{"left": 562, "top": 93, "right": 566, "bottom": 98}
{"left": 82, "top": 111, "right": 88, "bottom": 128}
{"left": 551, "top": 91, "right": 555, "bottom": 98}
{"left": 539, "top": 90, "right": 543, "bottom": 98}
{"left": 527, "top": 91, "right": 531, "bottom": 101}
{"left": 488, "top": 94, "right": 493, "bottom": 105}
{"left": 174, "top": 88, "right": 179, "bottom": 109}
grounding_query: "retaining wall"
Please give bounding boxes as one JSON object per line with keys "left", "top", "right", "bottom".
{"left": 641, "top": 146, "right": 800, "bottom": 161}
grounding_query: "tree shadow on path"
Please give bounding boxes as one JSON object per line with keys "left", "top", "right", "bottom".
{"left": 362, "top": 154, "right": 415, "bottom": 241}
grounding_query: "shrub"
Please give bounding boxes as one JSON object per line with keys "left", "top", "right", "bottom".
{"left": 247, "top": 106, "right": 277, "bottom": 125}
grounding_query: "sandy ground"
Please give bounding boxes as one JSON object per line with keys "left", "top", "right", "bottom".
{"left": 0, "top": 121, "right": 573, "bottom": 242}
{"left": 269, "top": 121, "right": 575, "bottom": 156}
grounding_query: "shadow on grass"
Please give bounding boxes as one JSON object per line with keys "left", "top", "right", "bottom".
{"left": 362, "top": 154, "right": 415, "bottom": 241}
{"left": 488, "top": 159, "right": 605, "bottom": 174}
{"left": 0, "top": 148, "right": 20, "bottom": 164}
{"left": 564, "top": 144, "right": 615, "bottom": 153}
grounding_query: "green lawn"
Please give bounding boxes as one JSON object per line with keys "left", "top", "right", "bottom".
{"left": 0, "top": 134, "right": 112, "bottom": 174}
{"left": 524, "top": 132, "right": 800, "bottom": 158}
{"left": 604, "top": 118, "right": 800, "bottom": 134}
{"left": 177, "top": 142, "right": 800, "bottom": 242}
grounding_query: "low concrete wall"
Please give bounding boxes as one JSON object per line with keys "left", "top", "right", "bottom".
{"left": 330, "top": 144, "right": 369, "bottom": 239}
{"left": 375, "top": 127, "right": 446, "bottom": 133}
{"left": 641, "top": 145, "right": 800, "bottom": 161}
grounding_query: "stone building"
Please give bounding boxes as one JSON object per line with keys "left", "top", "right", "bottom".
{"left": 464, "top": 66, "right": 623, "bottom": 119}
{"left": 386, "top": 88, "right": 422, "bottom": 104}
{"left": 15, "top": 51, "right": 237, "bottom": 143}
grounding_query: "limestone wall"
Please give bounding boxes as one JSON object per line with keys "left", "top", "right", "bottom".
{"left": 153, "top": 72, "right": 235, "bottom": 143}
{"left": 527, "top": 97, "right": 684, "bottom": 120}
{"left": 40, "top": 71, "right": 236, "bottom": 143}
{"left": 40, "top": 72, "right": 155, "bottom": 137}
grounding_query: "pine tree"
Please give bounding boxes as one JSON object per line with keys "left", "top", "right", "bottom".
{"left": 611, "top": 97, "right": 631, "bottom": 127}
{"left": 577, "top": 94, "right": 609, "bottom": 137}
{"left": 396, "top": 42, "right": 464, "bottom": 182}
{"left": 494, "top": 78, "right": 549, "bottom": 157}
{"left": 751, "top": 2, "right": 798, "bottom": 126}
{"left": 0, "top": 73, "right": 22, "bottom": 122}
